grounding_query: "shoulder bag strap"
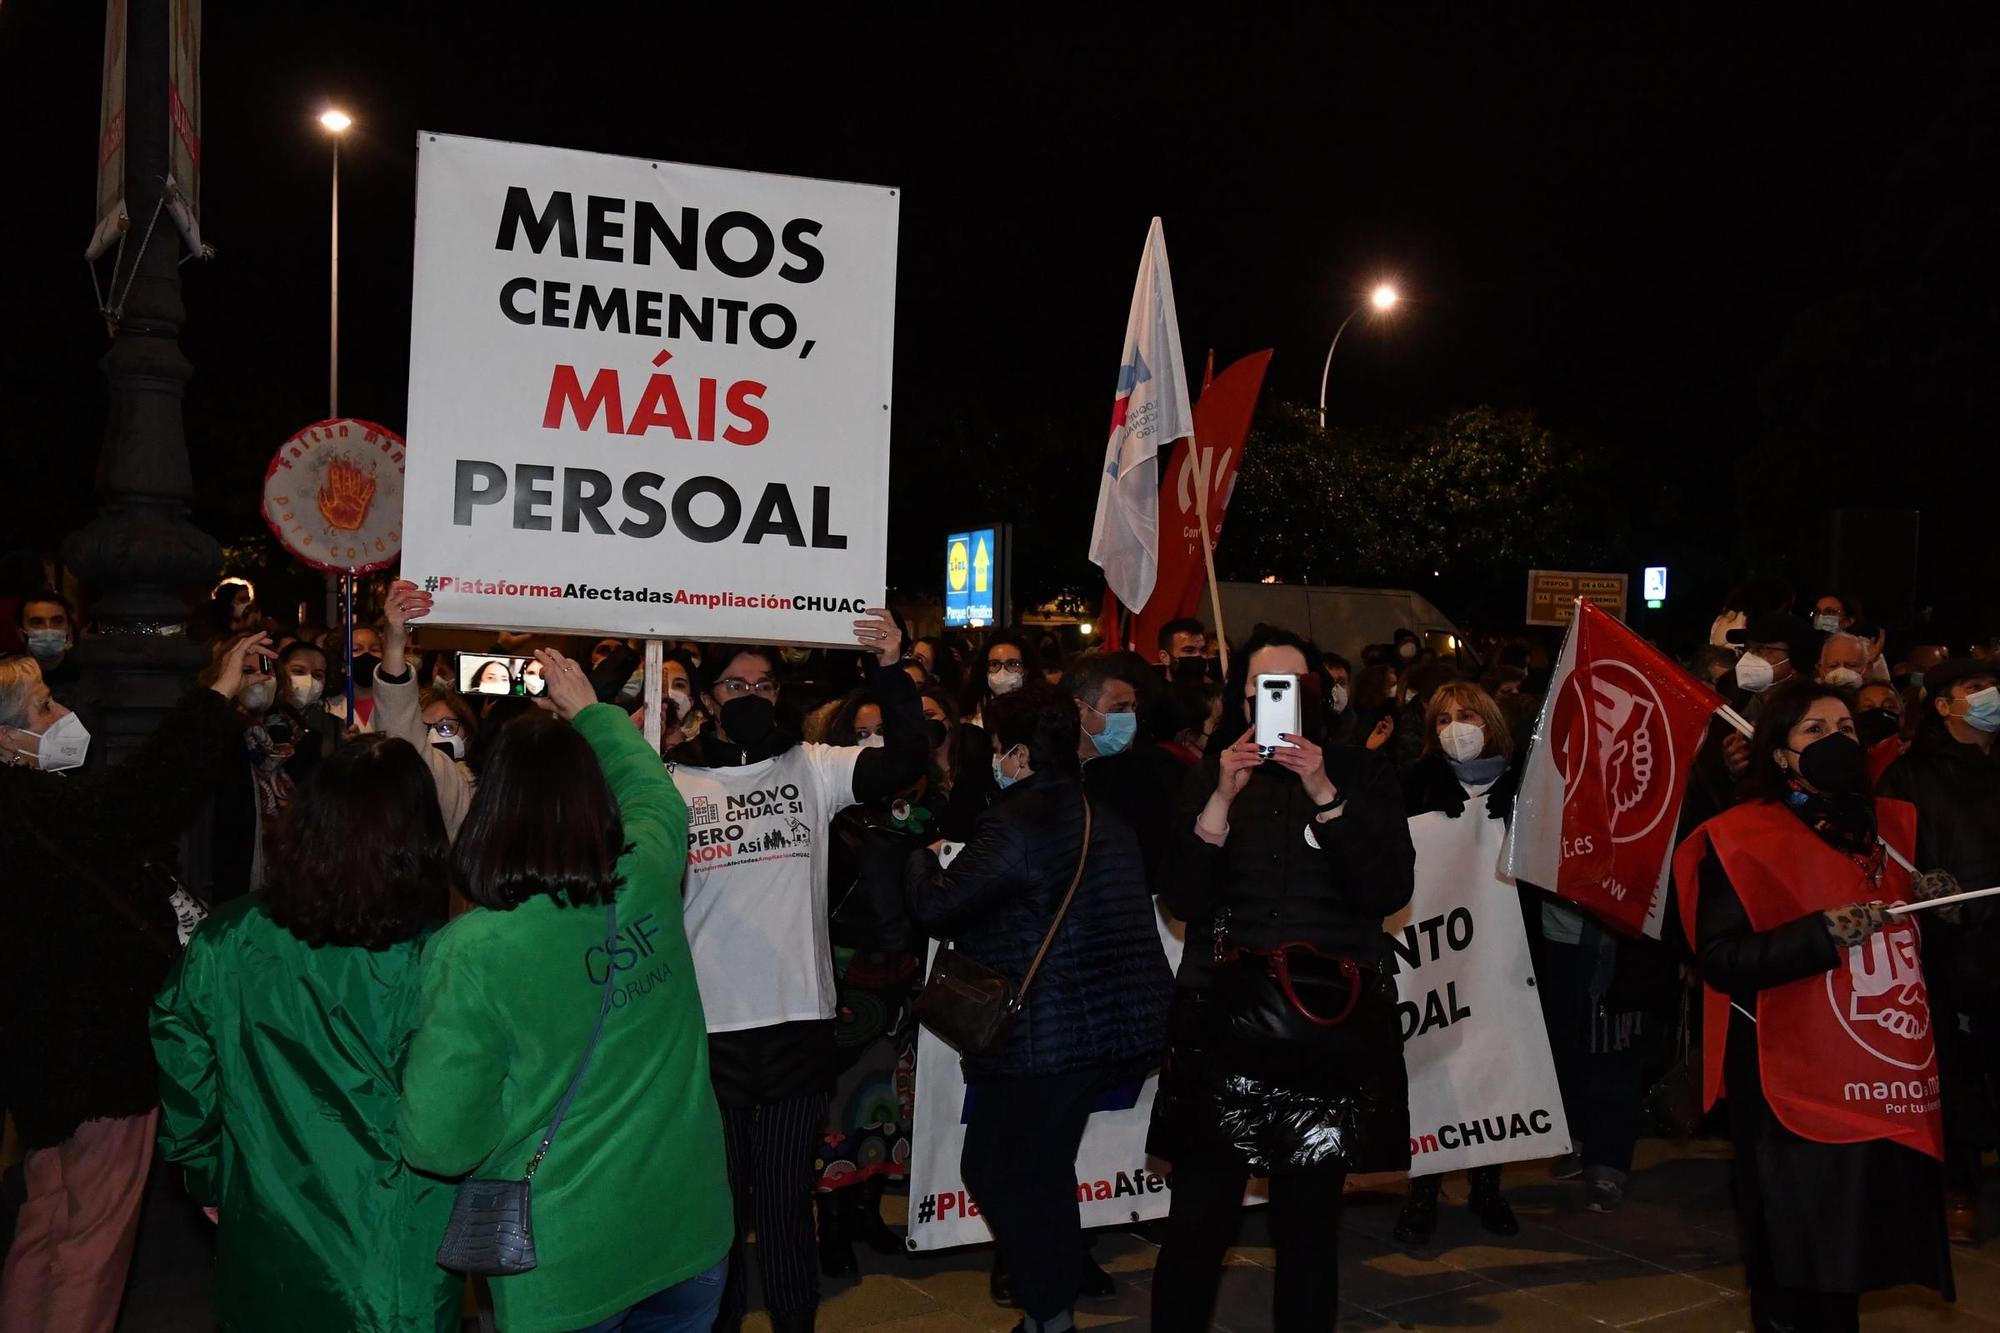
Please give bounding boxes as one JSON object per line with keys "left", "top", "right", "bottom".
{"left": 524, "top": 898, "right": 619, "bottom": 1181}
{"left": 1009, "top": 795, "right": 1093, "bottom": 1013}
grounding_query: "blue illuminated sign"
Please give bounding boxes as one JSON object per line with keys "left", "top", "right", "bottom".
{"left": 944, "top": 526, "right": 999, "bottom": 628}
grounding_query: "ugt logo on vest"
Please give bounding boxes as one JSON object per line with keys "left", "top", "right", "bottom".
{"left": 1833, "top": 921, "right": 1931, "bottom": 1068}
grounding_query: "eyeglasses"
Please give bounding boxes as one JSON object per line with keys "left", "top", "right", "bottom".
{"left": 988, "top": 660, "right": 1026, "bottom": 675}
{"left": 428, "top": 720, "right": 463, "bottom": 738}
{"left": 714, "top": 677, "right": 779, "bottom": 699}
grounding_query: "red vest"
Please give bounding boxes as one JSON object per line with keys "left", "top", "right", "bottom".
{"left": 1673, "top": 798, "right": 1942, "bottom": 1160}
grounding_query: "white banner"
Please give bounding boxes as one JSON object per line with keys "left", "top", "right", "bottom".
{"left": 1394, "top": 800, "right": 1571, "bottom": 1176}
{"left": 401, "top": 132, "right": 899, "bottom": 645}
{"left": 906, "top": 913, "right": 1191, "bottom": 1250}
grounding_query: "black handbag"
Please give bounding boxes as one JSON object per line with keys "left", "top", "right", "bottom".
{"left": 436, "top": 900, "right": 619, "bottom": 1276}
{"left": 1209, "top": 906, "right": 1380, "bottom": 1051}
{"left": 915, "top": 797, "right": 1092, "bottom": 1056}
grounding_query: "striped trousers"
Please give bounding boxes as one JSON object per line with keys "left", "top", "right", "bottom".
{"left": 716, "top": 1091, "right": 827, "bottom": 1326}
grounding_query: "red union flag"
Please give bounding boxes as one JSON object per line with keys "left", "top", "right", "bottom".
{"left": 1505, "top": 598, "right": 1726, "bottom": 935}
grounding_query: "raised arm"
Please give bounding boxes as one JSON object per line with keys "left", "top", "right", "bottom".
{"left": 848, "top": 610, "right": 928, "bottom": 804}
{"left": 539, "top": 649, "right": 685, "bottom": 869}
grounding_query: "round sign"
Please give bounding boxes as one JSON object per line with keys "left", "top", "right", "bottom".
{"left": 262, "top": 418, "right": 406, "bottom": 574}
{"left": 1549, "top": 660, "right": 1676, "bottom": 845}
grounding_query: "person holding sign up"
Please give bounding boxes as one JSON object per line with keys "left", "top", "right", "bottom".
{"left": 668, "top": 611, "right": 926, "bottom": 1333}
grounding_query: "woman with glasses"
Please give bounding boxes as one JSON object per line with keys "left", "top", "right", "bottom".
{"left": 667, "top": 615, "right": 928, "bottom": 1333}
{"left": 962, "top": 629, "right": 1033, "bottom": 728}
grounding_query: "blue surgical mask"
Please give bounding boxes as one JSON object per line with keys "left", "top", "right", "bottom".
{"left": 24, "top": 630, "right": 68, "bottom": 663}
{"left": 1090, "top": 709, "right": 1138, "bottom": 758}
{"left": 1964, "top": 686, "right": 2000, "bottom": 734}
{"left": 992, "top": 748, "right": 1024, "bottom": 789}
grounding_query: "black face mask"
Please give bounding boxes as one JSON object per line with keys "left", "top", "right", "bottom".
{"left": 349, "top": 653, "right": 380, "bottom": 688}
{"left": 1855, "top": 708, "right": 1901, "bottom": 747}
{"left": 1793, "top": 732, "right": 1866, "bottom": 794}
{"left": 925, "top": 719, "right": 951, "bottom": 751}
{"left": 719, "top": 696, "right": 778, "bottom": 749}
{"left": 1171, "top": 657, "right": 1209, "bottom": 685}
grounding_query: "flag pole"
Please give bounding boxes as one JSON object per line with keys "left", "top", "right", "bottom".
{"left": 1190, "top": 432, "right": 1230, "bottom": 678}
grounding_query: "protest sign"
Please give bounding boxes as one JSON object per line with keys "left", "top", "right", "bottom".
{"left": 400, "top": 132, "right": 899, "bottom": 644}
{"left": 1393, "top": 803, "right": 1570, "bottom": 1176}
{"left": 906, "top": 913, "right": 1187, "bottom": 1250}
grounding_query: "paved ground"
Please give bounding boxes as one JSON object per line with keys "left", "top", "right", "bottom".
{"left": 108, "top": 1137, "right": 1998, "bottom": 1330}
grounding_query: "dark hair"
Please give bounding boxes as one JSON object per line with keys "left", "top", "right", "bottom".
{"left": 909, "top": 636, "right": 961, "bottom": 694}
{"left": 1403, "top": 661, "right": 1463, "bottom": 713}
{"left": 453, "top": 713, "right": 627, "bottom": 909}
{"left": 962, "top": 629, "right": 1033, "bottom": 714}
{"left": 1065, "top": 649, "right": 1151, "bottom": 714}
{"left": 1157, "top": 617, "right": 1207, "bottom": 653}
{"left": 1354, "top": 663, "right": 1399, "bottom": 709}
{"left": 16, "top": 588, "right": 73, "bottom": 630}
{"left": 1223, "top": 624, "right": 1328, "bottom": 746}
{"left": 986, "top": 681, "right": 1081, "bottom": 777}
{"left": 1156, "top": 681, "right": 1219, "bottom": 744}
{"left": 1739, "top": 679, "right": 1859, "bottom": 804}
{"left": 419, "top": 687, "right": 477, "bottom": 732}
{"left": 1323, "top": 652, "right": 1352, "bottom": 677}
{"left": 262, "top": 736, "right": 449, "bottom": 948}
{"left": 826, "top": 690, "right": 883, "bottom": 746}
{"left": 208, "top": 578, "right": 254, "bottom": 637}
{"left": 1813, "top": 590, "right": 1861, "bottom": 620}
{"left": 698, "top": 643, "right": 780, "bottom": 697}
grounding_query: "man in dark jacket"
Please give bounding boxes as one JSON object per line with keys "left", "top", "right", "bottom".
{"left": 1878, "top": 657, "right": 2000, "bottom": 1244}
{"left": 908, "top": 682, "right": 1171, "bottom": 1333}
{"left": 1069, "top": 652, "right": 1187, "bottom": 899}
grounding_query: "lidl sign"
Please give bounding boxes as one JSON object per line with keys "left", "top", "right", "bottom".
{"left": 944, "top": 525, "right": 1003, "bottom": 628}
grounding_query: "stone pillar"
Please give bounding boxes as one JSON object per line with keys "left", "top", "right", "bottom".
{"left": 61, "top": 0, "right": 220, "bottom": 764}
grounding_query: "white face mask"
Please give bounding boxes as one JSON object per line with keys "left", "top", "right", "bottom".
{"left": 1397, "top": 642, "right": 1419, "bottom": 661}
{"left": 287, "top": 677, "right": 325, "bottom": 709}
{"left": 1822, "top": 666, "right": 1865, "bottom": 691}
{"left": 856, "top": 733, "right": 886, "bottom": 749}
{"left": 239, "top": 680, "right": 277, "bottom": 713}
{"left": 667, "top": 684, "right": 693, "bottom": 719}
{"left": 1735, "top": 653, "right": 1776, "bottom": 694}
{"left": 1439, "top": 720, "right": 1486, "bottom": 763}
{"left": 16, "top": 711, "right": 91, "bottom": 772}
{"left": 987, "top": 668, "right": 1024, "bottom": 697}
{"left": 618, "top": 670, "right": 643, "bottom": 703}
{"left": 1328, "top": 684, "right": 1350, "bottom": 714}
{"left": 427, "top": 725, "right": 468, "bottom": 762}
{"left": 1813, "top": 612, "right": 1842, "bottom": 634}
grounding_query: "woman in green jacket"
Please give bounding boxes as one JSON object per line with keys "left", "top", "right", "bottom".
{"left": 151, "top": 733, "right": 458, "bottom": 1332}
{"left": 398, "top": 650, "right": 731, "bottom": 1333}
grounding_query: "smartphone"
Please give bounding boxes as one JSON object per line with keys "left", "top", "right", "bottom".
{"left": 456, "top": 651, "right": 549, "bottom": 698}
{"left": 254, "top": 652, "right": 274, "bottom": 675}
{"left": 1254, "top": 673, "right": 1301, "bottom": 756}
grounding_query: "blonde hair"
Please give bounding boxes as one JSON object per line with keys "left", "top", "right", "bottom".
{"left": 0, "top": 655, "right": 46, "bottom": 730}
{"left": 1421, "top": 680, "right": 1511, "bottom": 759}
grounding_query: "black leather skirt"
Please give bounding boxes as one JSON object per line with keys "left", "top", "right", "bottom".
{"left": 1146, "top": 980, "right": 1411, "bottom": 1176}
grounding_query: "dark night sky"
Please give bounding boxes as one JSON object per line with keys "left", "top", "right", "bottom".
{"left": 4, "top": 8, "right": 1997, "bottom": 637}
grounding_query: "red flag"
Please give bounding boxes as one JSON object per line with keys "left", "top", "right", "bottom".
{"left": 1504, "top": 599, "right": 1727, "bottom": 936}
{"left": 1129, "top": 350, "right": 1272, "bottom": 661}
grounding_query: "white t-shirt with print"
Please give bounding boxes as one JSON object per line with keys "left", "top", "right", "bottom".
{"left": 670, "top": 744, "right": 862, "bottom": 1033}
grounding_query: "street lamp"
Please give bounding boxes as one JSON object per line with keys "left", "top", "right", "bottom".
{"left": 319, "top": 109, "right": 352, "bottom": 417}
{"left": 319, "top": 109, "right": 352, "bottom": 629}
{"left": 1317, "top": 282, "right": 1400, "bottom": 429}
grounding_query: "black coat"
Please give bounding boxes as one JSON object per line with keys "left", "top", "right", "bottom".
{"left": 0, "top": 688, "right": 242, "bottom": 1148}
{"left": 1081, "top": 741, "right": 1187, "bottom": 896}
{"left": 907, "top": 771, "right": 1172, "bottom": 1082}
{"left": 1161, "top": 741, "right": 1415, "bottom": 980}
{"left": 1695, "top": 849, "right": 1952, "bottom": 1298}
{"left": 1148, "top": 739, "right": 1415, "bottom": 1176}
{"left": 1878, "top": 723, "right": 2000, "bottom": 1011}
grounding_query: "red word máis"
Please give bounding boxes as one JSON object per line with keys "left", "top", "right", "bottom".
{"left": 544, "top": 361, "right": 769, "bottom": 445}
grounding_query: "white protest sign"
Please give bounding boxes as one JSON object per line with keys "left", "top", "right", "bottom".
{"left": 1392, "top": 801, "right": 1571, "bottom": 1176}
{"left": 401, "top": 132, "right": 899, "bottom": 644}
{"left": 907, "top": 912, "right": 1193, "bottom": 1250}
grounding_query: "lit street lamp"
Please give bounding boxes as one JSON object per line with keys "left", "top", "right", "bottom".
{"left": 1316, "top": 282, "right": 1400, "bottom": 430}
{"left": 319, "top": 109, "right": 352, "bottom": 627}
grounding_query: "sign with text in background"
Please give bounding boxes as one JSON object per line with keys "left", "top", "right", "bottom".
{"left": 943, "top": 526, "right": 1001, "bottom": 628}
{"left": 1526, "top": 569, "right": 1627, "bottom": 627}
{"left": 400, "top": 132, "right": 899, "bottom": 644}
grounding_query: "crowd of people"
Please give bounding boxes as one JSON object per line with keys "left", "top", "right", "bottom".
{"left": 1, "top": 566, "right": 1996, "bottom": 1333}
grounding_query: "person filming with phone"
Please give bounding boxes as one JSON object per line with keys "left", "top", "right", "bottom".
{"left": 1148, "top": 624, "right": 1415, "bottom": 1333}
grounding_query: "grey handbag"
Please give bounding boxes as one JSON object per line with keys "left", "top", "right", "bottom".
{"left": 436, "top": 900, "right": 619, "bottom": 1275}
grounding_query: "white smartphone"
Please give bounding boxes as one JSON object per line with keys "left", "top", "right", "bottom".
{"left": 1254, "top": 673, "right": 1301, "bottom": 756}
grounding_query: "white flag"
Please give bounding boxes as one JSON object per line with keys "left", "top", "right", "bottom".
{"left": 1089, "top": 217, "right": 1195, "bottom": 610}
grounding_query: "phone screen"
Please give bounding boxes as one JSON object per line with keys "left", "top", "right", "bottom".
{"left": 457, "top": 652, "right": 546, "bottom": 697}
{"left": 1253, "top": 674, "right": 1302, "bottom": 755}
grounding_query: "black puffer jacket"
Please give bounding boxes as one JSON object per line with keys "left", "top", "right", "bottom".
{"left": 1162, "top": 740, "right": 1415, "bottom": 982}
{"left": 0, "top": 687, "right": 242, "bottom": 1148}
{"left": 907, "top": 771, "right": 1172, "bottom": 1082}
{"left": 1878, "top": 723, "right": 2000, "bottom": 1010}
